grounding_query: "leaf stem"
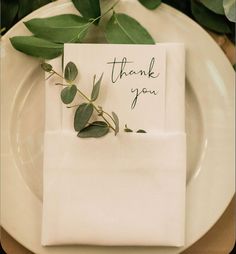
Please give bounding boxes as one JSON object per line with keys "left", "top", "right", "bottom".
{"left": 75, "top": 88, "right": 116, "bottom": 132}
{"left": 102, "top": 111, "right": 117, "bottom": 126}
{"left": 52, "top": 69, "right": 116, "bottom": 132}
{"left": 69, "top": 0, "right": 120, "bottom": 43}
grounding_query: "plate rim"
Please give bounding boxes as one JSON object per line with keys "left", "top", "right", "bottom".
{"left": 1, "top": 0, "right": 235, "bottom": 253}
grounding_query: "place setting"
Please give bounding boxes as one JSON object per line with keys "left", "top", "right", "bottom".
{"left": 1, "top": 0, "right": 234, "bottom": 253}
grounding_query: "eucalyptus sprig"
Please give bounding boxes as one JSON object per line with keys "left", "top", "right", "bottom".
{"left": 10, "top": 0, "right": 156, "bottom": 59}
{"left": 41, "top": 61, "right": 119, "bottom": 138}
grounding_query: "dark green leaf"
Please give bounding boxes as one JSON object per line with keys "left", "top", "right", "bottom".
{"left": 1, "top": 0, "right": 19, "bottom": 31}
{"left": 74, "top": 103, "right": 94, "bottom": 131}
{"left": 223, "top": 0, "right": 236, "bottom": 22}
{"left": 61, "top": 85, "right": 77, "bottom": 104}
{"left": 10, "top": 36, "right": 63, "bottom": 59}
{"left": 112, "top": 112, "right": 119, "bottom": 135}
{"left": 64, "top": 62, "right": 78, "bottom": 82}
{"left": 233, "top": 64, "right": 236, "bottom": 71}
{"left": 200, "top": 0, "right": 224, "bottom": 15}
{"left": 78, "top": 121, "right": 109, "bottom": 138}
{"left": 91, "top": 74, "right": 103, "bottom": 101}
{"left": 24, "top": 14, "right": 90, "bottom": 43}
{"left": 105, "top": 13, "right": 155, "bottom": 44}
{"left": 138, "top": 0, "right": 162, "bottom": 10}
{"left": 136, "top": 129, "right": 147, "bottom": 133}
{"left": 124, "top": 124, "right": 133, "bottom": 132}
{"left": 41, "top": 63, "right": 52, "bottom": 72}
{"left": 72, "top": 0, "right": 101, "bottom": 24}
{"left": 124, "top": 128, "right": 133, "bottom": 132}
{"left": 18, "top": 0, "right": 51, "bottom": 19}
{"left": 191, "top": 0, "right": 231, "bottom": 33}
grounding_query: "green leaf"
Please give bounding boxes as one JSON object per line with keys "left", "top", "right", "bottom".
{"left": 136, "top": 129, "right": 147, "bottom": 133}
{"left": 105, "top": 13, "right": 155, "bottom": 44}
{"left": 1, "top": 0, "right": 19, "bottom": 30}
{"left": 191, "top": 0, "right": 231, "bottom": 33}
{"left": 78, "top": 121, "right": 109, "bottom": 138}
{"left": 64, "top": 62, "right": 78, "bottom": 82}
{"left": 233, "top": 63, "right": 236, "bottom": 71}
{"left": 18, "top": 0, "right": 51, "bottom": 19}
{"left": 41, "top": 63, "right": 52, "bottom": 72}
{"left": 74, "top": 103, "right": 94, "bottom": 131}
{"left": 223, "top": 0, "right": 236, "bottom": 22}
{"left": 72, "top": 0, "right": 101, "bottom": 24}
{"left": 61, "top": 85, "right": 77, "bottom": 104}
{"left": 124, "top": 124, "right": 133, "bottom": 132}
{"left": 124, "top": 128, "right": 133, "bottom": 132}
{"left": 10, "top": 36, "right": 63, "bottom": 59}
{"left": 138, "top": 0, "right": 162, "bottom": 10}
{"left": 200, "top": 0, "right": 225, "bottom": 15}
{"left": 24, "top": 14, "right": 90, "bottom": 43}
{"left": 91, "top": 73, "right": 103, "bottom": 101}
{"left": 112, "top": 112, "right": 119, "bottom": 135}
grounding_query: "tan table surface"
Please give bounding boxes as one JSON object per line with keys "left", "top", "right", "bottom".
{"left": 1, "top": 32, "right": 235, "bottom": 254}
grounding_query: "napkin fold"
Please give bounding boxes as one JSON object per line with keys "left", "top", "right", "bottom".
{"left": 41, "top": 43, "right": 186, "bottom": 246}
{"left": 42, "top": 132, "right": 186, "bottom": 246}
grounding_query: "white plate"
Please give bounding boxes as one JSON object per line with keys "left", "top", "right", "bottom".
{"left": 1, "top": 0, "right": 234, "bottom": 253}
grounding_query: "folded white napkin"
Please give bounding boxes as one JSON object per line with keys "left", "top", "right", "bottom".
{"left": 42, "top": 43, "right": 186, "bottom": 246}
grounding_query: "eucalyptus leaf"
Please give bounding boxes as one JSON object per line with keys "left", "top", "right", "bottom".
{"left": 72, "top": 0, "right": 101, "bottom": 24}
{"left": 74, "top": 103, "right": 94, "bottom": 131}
{"left": 124, "top": 128, "right": 133, "bottom": 132}
{"left": 41, "top": 63, "right": 52, "bottom": 72}
{"left": 105, "top": 13, "right": 155, "bottom": 44}
{"left": 136, "top": 129, "right": 147, "bottom": 133}
{"left": 91, "top": 73, "right": 103, "bottom": 101}
{"left": 124, "top": 124, "right": 133, "bottom": 132}
{"left": 61, "top": 85, "right": 77, "bottom": 104}
{"left": 24, "top": 14, "right": 90, "bottom": 43}
{"left": 200, "top": 0, "right": 225, "bottom": 15}
{"left": 64, "top": 62, "right": 78, "bottom": 82}
{"left": 191, "top": 0, "right": 231, "bottom": 33}
{"left": 223, "top": 0, "right": 236, "bottom": 22}
{"left": 78, "top": 121, "right": 109, "bottom": 138}
{"left": 10, "top": 36, "right": 63, "bottom": 59}
{"left": 138, "top": 0, "right": 162, "bottom": 10}
{"left": 112, "top": 112, "right": 119, "bottom": 135}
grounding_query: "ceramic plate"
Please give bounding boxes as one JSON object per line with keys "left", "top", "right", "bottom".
{"left": 1, "top": 0, "right": 234, "bottom": 253}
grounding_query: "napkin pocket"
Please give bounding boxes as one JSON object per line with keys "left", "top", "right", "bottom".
{"left": 42, "top": 131, "right": 186, "bottom": 246}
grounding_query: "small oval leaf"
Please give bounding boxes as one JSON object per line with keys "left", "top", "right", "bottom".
{"left": 124, "top": 124, "right": 133, "bottom": 132}
{"left": 136, "top": 129, "right": 147, "bottom": 133}
{"left": 105, "top": 13, "right": 155, "bottom": 44}
{"left": 74, "top": 103, "right": 94, "bottom": 131}
{"left": 10, "top": 36, "right": 63, "bottom": 59}
{"left": 112, "top": 111, "right": 119, "bottom": 135}
{"left": 41, "top": 63, "right": 52, "bottom": 72}
{"left": 72, "top": 0, "right": 101, "bottom": 24}
{"left": 61, "top": 85, "right": 77, "bottom": 104}
{"left": 138, "top": 0, "right": 162, "bottom": 10}
{"left": 64, "top": 62, "right": 78, "bottom": 82}
{"left": 24, "top": 14, "right": 90, "bottom": 43}
{"left": 91, "top": 73, "right": 103, "bottom": 101}
{"left": 78, "top": 121, "right": 109, "bottom": 138}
